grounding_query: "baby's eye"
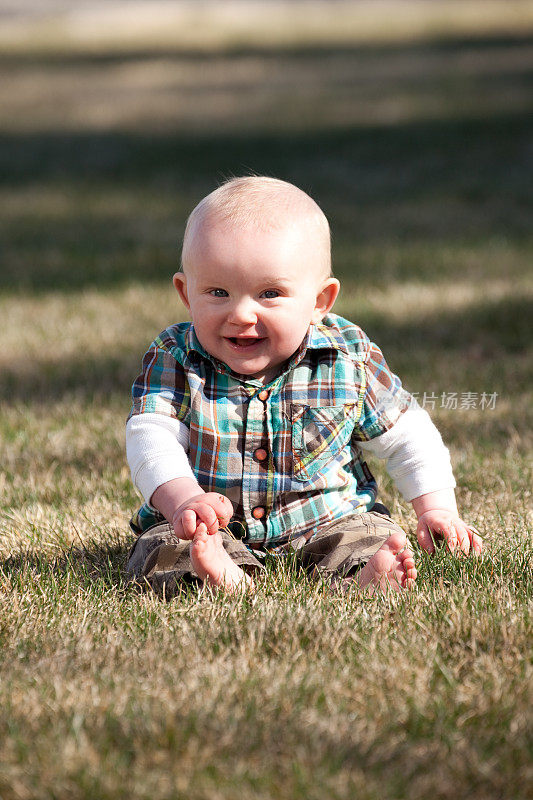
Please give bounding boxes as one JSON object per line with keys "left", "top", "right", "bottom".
{"left": 261, "top": 290, "right": 280, "bottom": 299}
{"left": 210, "top": 289, "right": 228, "bottom": 297}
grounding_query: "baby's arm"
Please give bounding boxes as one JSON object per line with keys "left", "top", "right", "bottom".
{"left": 359, "top": 406, "right": 482, "bottom": 555}
{"left": 126, "top": 413, "right": 232, "bottom": 540}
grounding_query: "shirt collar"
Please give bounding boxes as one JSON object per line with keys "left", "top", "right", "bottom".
{"left": 294, "top": 316, "right": 349, "bottom": 358}
{"left": 185, "top": 325, "right": 231, "bottom": 374}
{"left": 280, "top": 317, "right": 350, "bottom": 375}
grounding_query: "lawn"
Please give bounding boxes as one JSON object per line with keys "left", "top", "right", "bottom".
{"left": 0, "top": 2, "right": 532, "bottom": 798}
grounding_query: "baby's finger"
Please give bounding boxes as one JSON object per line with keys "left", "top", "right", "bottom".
{"left": 442, "top": 523, "right": 458, "bottom": 553}
{"left": 467, "top": 526, "right": 484, "bottom": 555}
{"left": 196, "top": 502, "right": 220, "bottom": 535}
{"left": 210, "top": 493, "right": 233, "bottom": 526}
{"left": 454, "top": 522, "right": 471, "bottom": 555}
{"left": 181, "top": 509, "right": 198, "bottom": 540}
{"left": 416, "top": 523, "right": 436, "bottom": 554}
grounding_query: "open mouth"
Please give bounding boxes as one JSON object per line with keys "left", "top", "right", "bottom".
{"left": 226, "top": 336, "right": 265, "bottom": 349}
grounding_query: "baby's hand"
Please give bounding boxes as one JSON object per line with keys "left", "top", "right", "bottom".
{"left": 416, "top": 509, "right": 483, "bottom": 556}
{"left": 171, "top": 493, "right": 233, "bottom": 540}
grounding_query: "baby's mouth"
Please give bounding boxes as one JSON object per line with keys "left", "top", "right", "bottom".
{"left": 226, "top": 336, "right": 265, "bottom": 349}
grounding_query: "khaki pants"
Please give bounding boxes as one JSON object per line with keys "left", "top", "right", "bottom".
{"left": 126, "top": 508, "right": 406, "bottom": 599}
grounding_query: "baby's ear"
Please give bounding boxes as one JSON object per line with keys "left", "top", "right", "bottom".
{"left": 312, "top": 278, "right": 340, "bottom": 323}
{"left": 173, "top": 272, "right": 190, "bottom": 310}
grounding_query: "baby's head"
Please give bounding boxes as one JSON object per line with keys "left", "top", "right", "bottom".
{"left": 174, "top": 176, "right": 339, "bottom": 383}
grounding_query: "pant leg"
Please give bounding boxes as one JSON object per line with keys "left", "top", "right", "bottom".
{"left": 290, "top": 510, "right": 406, "bottom": 580}
{"left": 126, "top": 522, "right": 264, "bottom": 599}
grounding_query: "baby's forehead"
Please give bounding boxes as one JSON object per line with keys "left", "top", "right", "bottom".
{"left": 182, "top": 177, "right": 331, "bottom": 275}
{"left": 192, "top": 206, "right": 326, "bottom": 249}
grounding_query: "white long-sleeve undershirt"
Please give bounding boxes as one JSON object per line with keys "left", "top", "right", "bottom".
{"left": 357, "top": 405, "right": 455, "bottom": 499}
{"left": 126, "top": 413, "right": 195, "bottom": 503}
{"left": 126, "top": 406, "right": 455, "bottom": 506}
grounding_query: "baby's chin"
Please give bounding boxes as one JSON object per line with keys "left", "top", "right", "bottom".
{"left": 228, "top": 359, "right": 282, "bottom": 384}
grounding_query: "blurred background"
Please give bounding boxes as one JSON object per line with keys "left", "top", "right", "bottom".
{"left": 0, "top": 1, "right": 532, "bottom": 520}
{"left": 2, "top": 1, "right": 532, "bottom": 289}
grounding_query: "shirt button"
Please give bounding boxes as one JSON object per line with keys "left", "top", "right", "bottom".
{"left": 252, "top": 506, "right": 266, "bottom": 519}
{"left": 254, "top": 448, "right": 268, "bottom": 462}
{"left": 258, "top": 390, "right": 269, "bottom": 401}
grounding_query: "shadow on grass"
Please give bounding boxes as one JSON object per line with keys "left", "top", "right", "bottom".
{"left": 1, "top": 32, "right": 532, "bottom": 66}
{"left": 2, "top": 526, "right": 530, "bottom": 602}
{"left": 2, "top": 109, "right": 532, "bottom": 292}
{"left": 0, "top": 351, "right": 139, "bottom": 403}
{"left": 0, "top": 536, "right": 314, "bottom": 604}
{"left": 1, "top": 32, "right": 532, "bottom": 293}
{"left": 0, "top": 539, "right": 133, "bottom": 592}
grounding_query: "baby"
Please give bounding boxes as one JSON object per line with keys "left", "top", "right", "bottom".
{"left": 126, "top": 177, "right": 482, "bottom": 596}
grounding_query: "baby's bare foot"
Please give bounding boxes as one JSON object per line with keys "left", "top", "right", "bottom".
{"left": 190, "top": 525, "right": 253, "bottom": 593}
{"left": 355, "top": 531, "right": 417, "bottom": 594}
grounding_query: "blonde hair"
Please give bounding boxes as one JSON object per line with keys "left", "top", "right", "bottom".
{"left": 181, "top": 176, "right": 331, "bottom": 275}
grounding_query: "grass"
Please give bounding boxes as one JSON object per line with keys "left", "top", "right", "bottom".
{"left": 0, "top": 3, "right": 532, "bottom": 798}
{"left": 0, "top": 539, "right": 531, "bottom": 799}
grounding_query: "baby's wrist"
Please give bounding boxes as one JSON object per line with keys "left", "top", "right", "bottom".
{"left": 418, "top": 508, "right": 456, "bottom": 516}
{"left": 151, "top": 477, "right": 204, "bottom": 524}
{"left": 411, "top": 488, "right": 458, "bottom": 519}
{"left": 171, "top": 506, "right": 184, "bottom": 528}
{"left": 416, "top": 508, "right": 460, "bottom": 524}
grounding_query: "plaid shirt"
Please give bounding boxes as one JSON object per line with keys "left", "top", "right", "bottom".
{"left": 129, "top": 313, "right": 412, "bottom": 545}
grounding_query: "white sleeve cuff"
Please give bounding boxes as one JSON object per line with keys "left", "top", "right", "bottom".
{"left": 358, "top": 406, "right": 456, "bottom": 501}
{"left": 126, "top": 413, "right": 194, "bottom": 503}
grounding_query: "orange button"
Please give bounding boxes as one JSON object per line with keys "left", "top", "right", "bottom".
{"left": 258, "top": 390, "right": 269, "bottom": 401}
{"left": 255, "top": 448, "right": 268, "bottom": 462}
{"left": 252, "top": 506, "right": 265, "bottom": 519}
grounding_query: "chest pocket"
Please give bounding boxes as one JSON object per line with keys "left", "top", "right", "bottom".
{"left": 291, "top": 403, "right": 357, "bottom": 482}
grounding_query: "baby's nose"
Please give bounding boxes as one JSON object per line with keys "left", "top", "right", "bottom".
{"left": 228, "top": 299, "right": 258, "bottom": 325}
